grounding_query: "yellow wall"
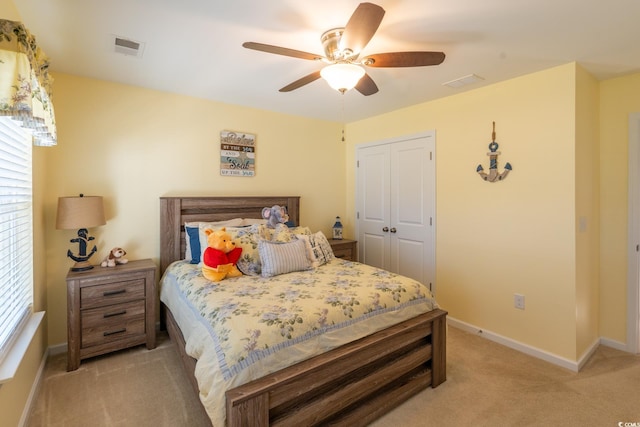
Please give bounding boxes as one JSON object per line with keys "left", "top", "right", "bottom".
{"left": 574, "top": 64, "right": 600, "bottom": 356}
{"left": 346, "top": 64, "right": 585, "bottom": 360}
{"left": 44, "top": 73, "right": 344, "bottom": 345}
{"left": 599, "top": 72, "right": 640, "bottom": 342}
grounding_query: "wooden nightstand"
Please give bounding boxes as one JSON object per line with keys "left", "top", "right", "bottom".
{"left": 328, "top": 239, "right": 357, "bottom": 261}
{"left": 66, "top": 259, "right": 157, "bottom": 371}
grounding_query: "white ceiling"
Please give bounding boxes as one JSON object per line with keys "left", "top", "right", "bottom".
{"left": 14, "top": 0, "right": 640, "bottom": 122}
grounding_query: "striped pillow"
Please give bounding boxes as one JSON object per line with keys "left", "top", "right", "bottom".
{"left": 258, "top": 238, "right": 311, "bottom": 277}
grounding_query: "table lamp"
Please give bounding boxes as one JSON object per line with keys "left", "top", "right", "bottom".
{"left": 56, "top": 194, "right": 106, "bottom": 271}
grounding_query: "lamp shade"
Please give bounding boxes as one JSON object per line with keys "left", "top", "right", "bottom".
{"left": 56, "top": 195, "right": 106, "bottom": 230}
{"left": 320, "top": 63, "right": 365, "bottom": 93}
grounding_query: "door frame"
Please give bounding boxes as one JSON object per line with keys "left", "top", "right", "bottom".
{"left": 354, "top": 131, "right": 437, "bottom": 293}
{"left": 627, "top": 112, "right": 640, "bottom": 354}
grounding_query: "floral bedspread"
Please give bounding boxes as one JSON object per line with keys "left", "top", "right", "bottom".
{"left": 162, "top": 258, "right": 438, "bottom": 381}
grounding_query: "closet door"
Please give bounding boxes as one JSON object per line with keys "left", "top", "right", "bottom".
{"left": 390, "top": 137, "right": 432, "bottom": 286}
{"left": 356, "top": 132, "right": 435, "bottom": 291}
{"left": 357, "top": 143, "right": 391, "bottom": 270}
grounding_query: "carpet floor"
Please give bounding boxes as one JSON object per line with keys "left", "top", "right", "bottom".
{"left": 27, "top": 326, "right": 640, "bottom": 426}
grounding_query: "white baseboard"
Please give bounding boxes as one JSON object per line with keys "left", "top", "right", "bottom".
{"left": 447, "top": 317, "right": 584, "bottom": 372}
{"left": 576, "top": 338, "right": 600, "bottom": 371}
{"left": 48, "top": 343, "right": 67, "bottom": 356}
{"left": 18, "top": 346, "right": 49, "bottom": 427}
{"left": 18, "top": 343, "right": 67, "bottom": 426}
{"left": 599, "top": 336, "right": 629, "bottom": 352}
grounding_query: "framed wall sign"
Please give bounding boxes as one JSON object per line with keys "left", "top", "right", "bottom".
{"left": 220, "top": 130, "right": 256, "bottom": 177}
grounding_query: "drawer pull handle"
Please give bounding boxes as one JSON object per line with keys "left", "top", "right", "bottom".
{"left": 103, "top": 289, "right": 126, "bottom": 297}
{"left": 103, "top": 328, "right": 126, "bottom": 337}
{"left": 103, "top": 310, "right": 127, "bottom": 318}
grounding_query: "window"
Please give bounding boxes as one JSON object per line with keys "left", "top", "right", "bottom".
{"left": 0, "top": 117, "right": 34, "bottom": 366}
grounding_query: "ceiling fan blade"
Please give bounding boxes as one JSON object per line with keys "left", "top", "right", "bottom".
{"left": 340, "top": 3, "right": 385, "bottom": 56}
{"left": 355, "top": 73, "right": 379, "bottom": 96}
{"left": 279, "top": 71, "right": 322, "bottom": 92}
{"left": 243, "top": 42, "right": 323, "bottom": 61}
{"left": 362, "top": 51, "right": 446, "bottom": 67}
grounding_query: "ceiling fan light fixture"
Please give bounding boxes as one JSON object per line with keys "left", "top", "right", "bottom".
{"left": 320, "top": 63, "right": 365, "bottom": 93}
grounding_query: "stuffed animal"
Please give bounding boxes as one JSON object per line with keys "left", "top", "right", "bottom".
{"left": 101, "top": 247, "right": 129, "bottom": 267}
{"left": 201, "top": 227, "right": 243, "bottom": 282}
{"left": 262, "top": 205, "right": 289, "bottom": 229}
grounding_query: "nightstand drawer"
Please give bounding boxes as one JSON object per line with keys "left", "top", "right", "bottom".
{"left": 328, "top": 239, "right": 357, "bottom": 261}
{"left": 332, "top": 247, "right": 353, "bottom": 259}
{"left": 81, "top": 300, "right": 146, "bottom": 347}
{"left": 80, "top": 279, "right": 145, "bottom": 309}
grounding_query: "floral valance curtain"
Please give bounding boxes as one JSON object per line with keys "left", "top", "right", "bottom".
{"left": 0, "top": 19, "right": 56, "bottom": 146}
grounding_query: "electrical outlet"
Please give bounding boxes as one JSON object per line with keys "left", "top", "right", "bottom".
{"left": 514, "top": 294, "right": 525, "bottom": 310}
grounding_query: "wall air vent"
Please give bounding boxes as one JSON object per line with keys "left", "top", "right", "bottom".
{"left": 112, "top": 35, "right": 145, "bottom": 58}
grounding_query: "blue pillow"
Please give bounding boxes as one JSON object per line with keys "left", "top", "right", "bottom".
{"left": 186, "top": 225, "right": 201, "bottom": 264}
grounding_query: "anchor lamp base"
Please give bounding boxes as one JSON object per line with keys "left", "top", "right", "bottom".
{"left": 70, "top": 259, "right": 94, "bottom": 272}
{"left": 65, "top": 227, "right": 99, "bottom": 272}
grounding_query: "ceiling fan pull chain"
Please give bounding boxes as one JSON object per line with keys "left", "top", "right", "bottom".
{"left": 341, "top": 95, "right": 346, "bottom": 142}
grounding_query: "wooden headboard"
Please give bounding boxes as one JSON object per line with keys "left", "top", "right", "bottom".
{"left": 159, "top": 196, "right": 300, "bottom": 273}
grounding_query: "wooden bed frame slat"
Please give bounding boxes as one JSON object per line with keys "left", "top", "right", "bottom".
{"left": 270, "top": 339, "right": 432, "bottom": 426}
{"left": 267, "top": 319, "right": 433, "bottom": 410}
{"left": 159, "top": 196, "right": 446, "bottom": 427}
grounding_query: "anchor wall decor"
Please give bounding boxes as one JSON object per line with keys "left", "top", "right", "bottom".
{"left": 476, "top": 121, "right": 512, "bottom": 182}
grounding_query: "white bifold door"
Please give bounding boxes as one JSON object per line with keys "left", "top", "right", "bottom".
{"left": 356, "top": 132, "right": 436, "bottom": 293}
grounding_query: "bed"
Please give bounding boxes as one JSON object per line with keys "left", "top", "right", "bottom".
{"left": 159, "top": 196, "right": 447, "bottom": 426}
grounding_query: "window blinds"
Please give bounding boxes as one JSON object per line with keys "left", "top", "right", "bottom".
{"left": 0, "top": 117, "right": 33, "bottom": 363}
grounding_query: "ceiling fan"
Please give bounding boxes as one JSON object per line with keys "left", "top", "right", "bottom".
{"left": 242, "top": 2, "right": 445, "bottom": 95}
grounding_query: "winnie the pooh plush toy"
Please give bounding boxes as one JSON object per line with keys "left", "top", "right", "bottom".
{"left": 201, "top": 227, "right": 243, "bottom": 282}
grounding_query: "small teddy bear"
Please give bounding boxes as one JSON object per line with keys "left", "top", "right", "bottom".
{"left": 101, "top": 247, "right": 129, "bottom": 267}
{"left": 261, "top": 205, "right": 289, "bottom": 229}
{"left": 201, "top": 227, "right": 243, "bottom": 282}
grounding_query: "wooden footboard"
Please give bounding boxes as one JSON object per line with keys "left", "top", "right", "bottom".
{"left": 225, "top": 308, "right": 447, "bottom": 427}
{"left": 164, "top": 303, "right": 446, "bottom": 427}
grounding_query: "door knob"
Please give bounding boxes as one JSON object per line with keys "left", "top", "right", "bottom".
{"left": 382, "top": 227, "right": 389, "bottom": 232}
{"left": 390, "top": 227, "right": 397, "bottom": 233}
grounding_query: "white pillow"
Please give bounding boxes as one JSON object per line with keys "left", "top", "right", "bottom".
{"left": 258, "top": 238, "right": 312, "bottom": 277}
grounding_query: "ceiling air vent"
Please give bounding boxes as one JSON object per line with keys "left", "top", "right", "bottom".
{"left": 112, "top": 36, "right": 145, "bottom": 58}
{"left": 442, "top": 74, "right": 484, "bottom": 88}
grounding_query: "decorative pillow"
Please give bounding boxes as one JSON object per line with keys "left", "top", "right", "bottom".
{"left": 184, "top": 218, "right": 244, "bottom": 263}
{"left": 198, "top": 223, "right": 269, "bottom": 275}
{"left": 295, "top": 234, "right": 319, "bottom": 268}
{"left": 290, "top": 225, "right": 312, "bottom": 236}
{"left": 308, "top": 231, "right": 335, "bottom": 266}
{"left": 233, "top": 224, "right": 269, "bottom": 276}
{"left": 258, "top": 238, "right": 312, "bottom": 277}
{"left": 264, "top": 224, "right": 313, "bottom": 242}
{"left": 185, "top": 225, "right": 200, "bottom": 264}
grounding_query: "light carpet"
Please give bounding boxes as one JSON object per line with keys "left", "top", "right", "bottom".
{"left": 27, "top": 327, "right": 640, "bottom": 426}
